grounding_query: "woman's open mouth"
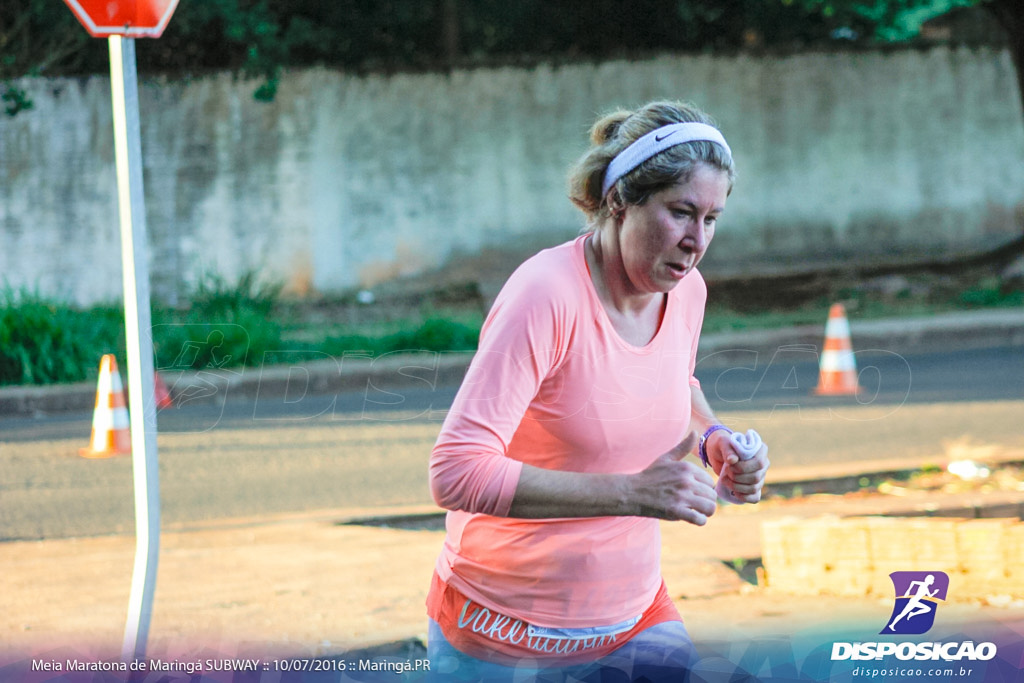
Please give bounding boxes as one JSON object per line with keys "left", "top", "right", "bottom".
{"left": 666, "top": 262, "right": 689, "bottom": 279}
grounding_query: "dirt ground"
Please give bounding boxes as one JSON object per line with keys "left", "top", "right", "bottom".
{"left": 4, "top": 485, "right": 1024, "bottom": 666}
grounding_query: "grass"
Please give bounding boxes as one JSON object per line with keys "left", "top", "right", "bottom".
{"left": 1, "top": 266, "right": 1019, "bottom": 387}
{"left": 958, "top": 276, "right": 1024, "bottom": 308}
{"left": 0, "top": 287, "right": 124, "bottom": 386}
{"left": 701, "top": 272, "right": 1024, "bottom": 335}
{"left": 0, "top": 275, "right": 485, "bottom": 387}
{"left": 319, "top": 316, "right": 481, "bottom": 357}
{"left": 151, "top": 272, "right": 285, "bottom": 372}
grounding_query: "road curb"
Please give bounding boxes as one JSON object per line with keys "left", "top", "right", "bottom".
{"left": 694, "top": 308, "right": 1024, "bottom": 367}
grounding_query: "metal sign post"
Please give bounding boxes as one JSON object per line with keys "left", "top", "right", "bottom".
{"left": 61, "top": 0, "right": 179, "bottom": 661}
{"left": 108, "top": 34, "right": 162, "bottom": 663}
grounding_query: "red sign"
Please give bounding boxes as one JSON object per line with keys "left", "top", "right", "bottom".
{"left": 63, "top": 0, "right": 179, "bottom": 38}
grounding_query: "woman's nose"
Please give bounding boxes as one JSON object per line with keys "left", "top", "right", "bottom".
{"left": 681, "top": 220, "right": 707, "bottom": 251}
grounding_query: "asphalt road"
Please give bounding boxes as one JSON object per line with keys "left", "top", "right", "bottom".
{"left": 696, "top": 344, "right": 1024, "bottom": 409}
{"left": 1, "top": 346, "right": 1022, "bottom": 541}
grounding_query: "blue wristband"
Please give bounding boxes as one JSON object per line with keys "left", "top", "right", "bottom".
{"left": 699, "top": 425, "right": 733, "bottom": 468}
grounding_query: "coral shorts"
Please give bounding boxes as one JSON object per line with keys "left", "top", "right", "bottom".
{"left": 426, "top": 571, "right": 682, "bottom": 667}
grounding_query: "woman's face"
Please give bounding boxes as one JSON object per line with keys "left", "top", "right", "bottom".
{"left": 616, "top": 163, "right": 730, "bottom": 295}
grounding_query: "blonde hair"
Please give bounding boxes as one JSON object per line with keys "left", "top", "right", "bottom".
{"left": 568, "top": 100, "right": 735, "bottom": 228}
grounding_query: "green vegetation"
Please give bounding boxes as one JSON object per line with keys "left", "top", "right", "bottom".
{"left": 0, "top": 288, "right": 124, "bottom": 385}
{"left": 318, "top": 316, "right": 481, "bottom": 358}
{"left": 4, "top": 1, "right": 1016, "bottom": 116}
{"left": 784, "top": 0, "right": 980, "bottom": 41}
{"left": 702, "top": 293, "right": 1002, "bottom": 336}
{"left": 785, "top": 0, "right": 1022, "bottom": 112}
{"left": 701, "top": 305, "right": 831, "bottom": 335}
{"left": 701, "top": 265, "right": 1024, "bottom": 334}
{"left": 959, "top": 277, "right": 1024, "bottom": 308}
{"left": 152, "top": 272, "right": 284, "bottom": 371}
{"left": 0, "top": 1, "right": 858, "bottom": 84}
{"left": 0, "top": 274, "right": 482, "bottom": 387}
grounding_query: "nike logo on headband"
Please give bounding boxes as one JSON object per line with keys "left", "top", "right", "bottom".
{"left": 602, "top": 121, "right": 732, "bottom": 196}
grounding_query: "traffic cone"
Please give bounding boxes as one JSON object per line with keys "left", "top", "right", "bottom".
{"left": 154, "top": 371, "right": 173, "bottom": 409}
{"left": 814, "top": 303, "right": 861, "bottom": 396}
{"left": 79, "top": 355, "right": 132, "bottom": 458}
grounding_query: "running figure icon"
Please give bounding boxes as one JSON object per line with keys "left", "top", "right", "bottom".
{"left": 882, "top": 571, "right": 949, "bottom": 635}
{"left": 887, "top": 574, "right": 938, "bottom": 632}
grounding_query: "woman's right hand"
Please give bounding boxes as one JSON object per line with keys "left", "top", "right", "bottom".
{"left": 629, "top": 431, "right": 718, "bottom": 525}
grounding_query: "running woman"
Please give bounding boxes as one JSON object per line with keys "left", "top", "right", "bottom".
{"left": 426, "top": 100, "right": 771, "bottom": 682}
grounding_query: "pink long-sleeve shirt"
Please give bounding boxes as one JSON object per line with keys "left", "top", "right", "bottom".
{"left": 429, "top": 234, "right": 706, "bottom": 628}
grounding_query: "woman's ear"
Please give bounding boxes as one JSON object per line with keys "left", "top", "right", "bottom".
{"left": 607, "top": 189, "right": 625, "bottom": 219}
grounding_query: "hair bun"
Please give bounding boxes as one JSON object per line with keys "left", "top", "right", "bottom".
{"left": 589, "top": 109, "right": 632, "bottom": 145}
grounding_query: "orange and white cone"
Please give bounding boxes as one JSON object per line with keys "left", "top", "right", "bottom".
{"left": 814, "top": 303, "right": 861, "bottom": 396}
{"left": 79, "top": 354, "right": 132, "bottom": 458}
{"left": 154, "top": 371, "right": 173, "bottom": 409}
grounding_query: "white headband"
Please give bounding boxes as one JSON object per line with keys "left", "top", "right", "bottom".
{"left": 601, "top": 121, "right": 732, "bottom": 197}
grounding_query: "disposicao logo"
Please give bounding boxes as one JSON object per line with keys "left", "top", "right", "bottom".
{"left": 831, "top": 570, "right": 998, "bottom": 664}
{"left": 882, "top": 571, "right": 949, "bottom": 635}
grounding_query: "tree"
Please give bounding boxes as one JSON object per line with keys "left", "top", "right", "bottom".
{"left": 780, "top": 0, "right": 1024, "bottom": 114}
{"left": 1, "top": 0, "right": 301, "bottom": 115}
{"left": 1, "top": 0, "right": 97, "bottom": 115}
{"left": 5, "top": 1, "right": 1019, "bottom": 117}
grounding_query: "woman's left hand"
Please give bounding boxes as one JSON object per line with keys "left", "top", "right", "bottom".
{"left": 704, "top": 429, "right": 770, "bottom": 503}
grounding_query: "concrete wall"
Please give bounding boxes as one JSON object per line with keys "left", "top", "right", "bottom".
{"left": 2, "top": 47, "right": 1023, "bottom": 306}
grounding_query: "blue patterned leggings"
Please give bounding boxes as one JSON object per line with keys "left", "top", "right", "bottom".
{"left": 426, "top": 618, "right": 697, "bottom": 682}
